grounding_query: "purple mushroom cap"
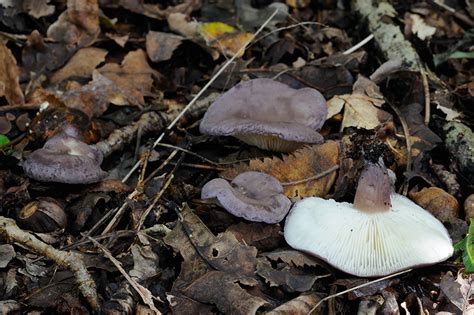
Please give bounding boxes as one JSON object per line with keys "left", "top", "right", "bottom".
{"left": 201, "top": 171, "right": 291, "bottom": 223}
{"left": 23, "top": 131, "right": 107, "bottom": 184}
{"left": 199, "top": 79, "right": 327, "bottom": 152}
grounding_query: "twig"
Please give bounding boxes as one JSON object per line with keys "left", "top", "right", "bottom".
{"left": 416, "top": 57, "right": 431, "bottom": 126}
{"left": 87, "top": 236, "right": 160, "bottom": 314}
{"left": 343, "top": 34, "right": 374, "bottom": 55}
{"left": 386, "top": 100, "right": 412, "bottom": 196}
{"left": 308, "top": 269, "right": 412, "bottom": 314}
{"left": 0, "top": 217, "right": 99, "bottom": 311}
{"left": 281, "top": 165, "right": 339, "bottom": 186}
{"left": 251, "top": 21, "right": 327, "bottom": 48}
{"left": 137, "top": 174, "right": 174, "bottom": 230}
{"left": 430, "top": 0, "right": 474, "bottom": 27}
{"left": 121, "top": 8, "right": 281, "bottom": 182}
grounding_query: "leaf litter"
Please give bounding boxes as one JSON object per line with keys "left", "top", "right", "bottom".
{"left": 0, "top": 0, "right": 473, "bottom": 314}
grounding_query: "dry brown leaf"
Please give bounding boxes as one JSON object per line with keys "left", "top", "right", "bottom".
{"left": 263, "top": 250, "right": 322, "bottom": 268}
{"left": 50, "top": 47, "right": 108, "bottom": 84}
{"left": 221, "top": 141, "right": 340, "bottom": 199}
{"left": 47, "top": 0, "right": 100, "bottom": 48}
{"left": 256, "top": 258, "right": 319, "bottom": 292}
{"left": 267, "top": 293, "right": 320, "bottom": 315}
{"left": 146, "top": 31, "right": 184, "bottom": 62}
{"left": 0, "top": 41, "right": 24, "bottom": 105}
{"left": 98, "top": 49, "right": 156, "bottom": 106}
{"left": 182, "top": 271, "right": 268, "bottom": 315}
{"left": 409, "top": 187, "right": 459, "bottom": 222}
{"left": 23, "top": 0, "right": 54, "bottom": 18}
{"left": 226, "top": 222, "right": 282, "bottom": 251}
{"left": 327, "top": 94, "right": 391, "bottom": 130}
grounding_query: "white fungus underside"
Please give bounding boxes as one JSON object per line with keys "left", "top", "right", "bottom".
{"left": 284, "top": 194, "right": 453, "bottom": 277}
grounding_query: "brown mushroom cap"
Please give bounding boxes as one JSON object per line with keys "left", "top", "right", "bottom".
{"left": 199, "top": 79, "right": 327, "bottom": 152}
{"left": 201, "top": 171, "right": 291, "bottom": 223}
{"left": 22, "top": 130, "right": 106, "bottom": 184}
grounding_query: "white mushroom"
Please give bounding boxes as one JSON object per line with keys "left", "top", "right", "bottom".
{"left": 284, "top": 161, "right": 453, "bottom": 277}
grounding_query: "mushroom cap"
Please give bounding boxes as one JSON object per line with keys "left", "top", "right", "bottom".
{"left": 23, "top": 132, "right": 107, "bottom": 184}
{"left": 284, "top": 194, "right": 453, "bottom": 277}
{"left": 199, "top": 79, "right": 327, "bottom": 151}
{"left": 201, "top": 171, "right": 291, "bottom": 223}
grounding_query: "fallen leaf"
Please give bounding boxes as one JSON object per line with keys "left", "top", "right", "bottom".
{"left": 0, "top": 41, "right": 24, "bottom": 105}
{"left": 256, "top": 258, "right": 319, "bottom": 292}
{"left": 406, "top": 13, "right": 436, "bottom": 41}
{"left": 50, "top": 47, "right": 108, "bottom": 84}
{"left": 100, "top": 0, "right": 202, "bottom": 20}
{"left": 46, "top": 0, "right": 100, "bottom": 48}
{"left": 327, "top": 94, "right": 391, "bottom": 130}
{"left": 200, "top": 22, "right": 253, "bottom": 58}
{"left": 182, "top": 271, "right": 268, "bottom": 315}
{"left": 0, "top": 244, "right": 15, "bottom": 268}
{"left": 167, "top": 13, "right": 200, "bottom": 38}
{"left": 98, "top": 49, "right": 156, "bottom": 106}
{"left": 226, "top": 222, "right": 282, "bottom": 251}
{"left": 439, "top": 272, "right": 473, "bottom": 311}
{"left": 23, "top": 0, "right": 54, "bottom": 18}
{"left": 263, "top": 250, "right": 322, "bottom": 268}
{"left": 409, "top": 187, "right": 459, "bottom": 222}
{"left": 221, "top": 141, "right": 340, "bottom": 199}
{"left": 105, "top": 32, "right": 129, "bottom": 47}
{"left": 267, "top": 293, "right": 320, "bottom": 315}
{"left": 146, "top": 31, "right": 184, "bottom": 62}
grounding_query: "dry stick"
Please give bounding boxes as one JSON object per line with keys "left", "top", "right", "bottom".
{"left": 281, "top": 165, "right": 340, "bottom": 186}
{"left": 137, "top": 174, "right": 174, "bottom": 231}
{"left": 121, "top": 8, "right": 281, "bottom": 183}
{"left": 386, "top": 101, "right": 412, "bottom": 196}
{"left": 342, "top": 34, "right": 374, "bottom": 55}
{"left": 417, "top": 57, "right": 431, "bottom": 126}
{"left": 87, "top": 236, "right": 160, "bottom": 314}
{"left": 0, "top": 217, "right": 99, "bottom": 311}
{"left": 155, "top": 142, "right": 254, "bottom": 166}
{"left": 308, "top": 269, "right": 412, "bottom": 314}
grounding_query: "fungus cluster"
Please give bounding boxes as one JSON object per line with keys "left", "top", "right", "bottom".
{"left": 284, "top": 161, "right": 454, "bottom": 277}
{"left": 23, "top": 126, "right": 106, "bottom": 184}
{"left": 200, "top": 78, "right": 327, "bottom": 152}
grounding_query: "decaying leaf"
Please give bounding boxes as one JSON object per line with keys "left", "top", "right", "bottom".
{"left": 98, "top": 50, "right": 157, "bottom": 107}
{"left": 23, "top": 0, "right": 55, "bottom": 18}
{"left": 146, "top": 31, "right": 184, "bottom": 62}
{"left": 182, "top": 271, "right": 268, "bottom": 315}
{"left": 50, "top": 47, "right": 108, "bottom": 84}
{"left": 267, "top": 293, "right": 320, "bottom": 315}
{"left": 0, "top": 41, "right": 24, "bottom": 105}
{"left": 164, "top": 206, "right": 268, "bottom": 314}
{"left": 256, "top": 258, "right": 319, "bottom": 292}
{"left": 0, "top": 244, "right": 15, "bottom": 268}
{"left": 222, "top": 141, "right": 340, "bottom": 199}
{"left": 409, "top": 187, "right": 459, "bottom": 222}
{"left": 406, "top": 14, "right": 436, "bottom": 41}
{"left": 327, "top": 94, "right": 390, "bottom": 130}
{"left": 47, "top": 0, "right": 100, "bottom": 48}
{"left": 263, "top": 250, "right": 322, "bottom": 268}
{"left": 226, "top": 222, "right": 282, "bottom": 251}
{"left": 439, "top": 272, "right": 474, "bottom": 312}
{"left": 200, "top": 22, "right": 253, "bottom": 58}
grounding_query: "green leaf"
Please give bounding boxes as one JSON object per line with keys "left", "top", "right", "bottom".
{"left": 0, "top": 135, "right": 10, "bottom": 146}
{"left": 455, "top": 218, "right": 474, "bottom": 273}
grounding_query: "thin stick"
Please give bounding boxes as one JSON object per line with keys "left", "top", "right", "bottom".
{"left": 417, "top": 57, "right": 431, "bottom": 126}
{"left": 386, "top": 100, "right": 412, "bottom": 196}
{"left": 281, "top": 165, "right": 339, "bottom": 186}
{"left": 343, "top": 34, "right": 374, "bottom": 55}
{"left": 308, "top": 269, "right": 412, "bottom": 314}
{"left": 88, "top": 237, "right": 160, "bottom": 313}
{"left": 121, "top": 8, "right": 281, "bottom": 182}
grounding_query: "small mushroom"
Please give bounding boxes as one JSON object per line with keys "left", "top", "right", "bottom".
{"left": 22, "top": 127, "right": 106, "bottom": 184}
{"left": 17, "top": 198, "right": 67, "bottom": 232}
{"left": 199, "top": 79, "right": 327, "bottom": 152}
{"left": 284, "top": 161, "right": 453, "bottom": 277}
{"left": 201, "top": 171, "right": 291, "bottom": 223}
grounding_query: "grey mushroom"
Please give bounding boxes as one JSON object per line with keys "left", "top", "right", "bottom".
{"left": 22, "top": 128, "right": 106, "bottom": 184}
{"left": 199, "top": 78, "right": 327, "bottom": 152}
{"left": 201, "top": 171, "right": 291, "bottom": 223}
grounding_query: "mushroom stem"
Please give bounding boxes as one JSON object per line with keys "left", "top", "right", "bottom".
{"left": 353, "top": 162, "right": 392, "bottom": 213}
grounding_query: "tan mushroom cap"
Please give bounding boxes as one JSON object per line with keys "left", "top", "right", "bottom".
{"left": 199, "top": 79, "right": 327, "bottom": 152}
{"left": 284, "top": 162, "right": 453, "bottom": 277}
